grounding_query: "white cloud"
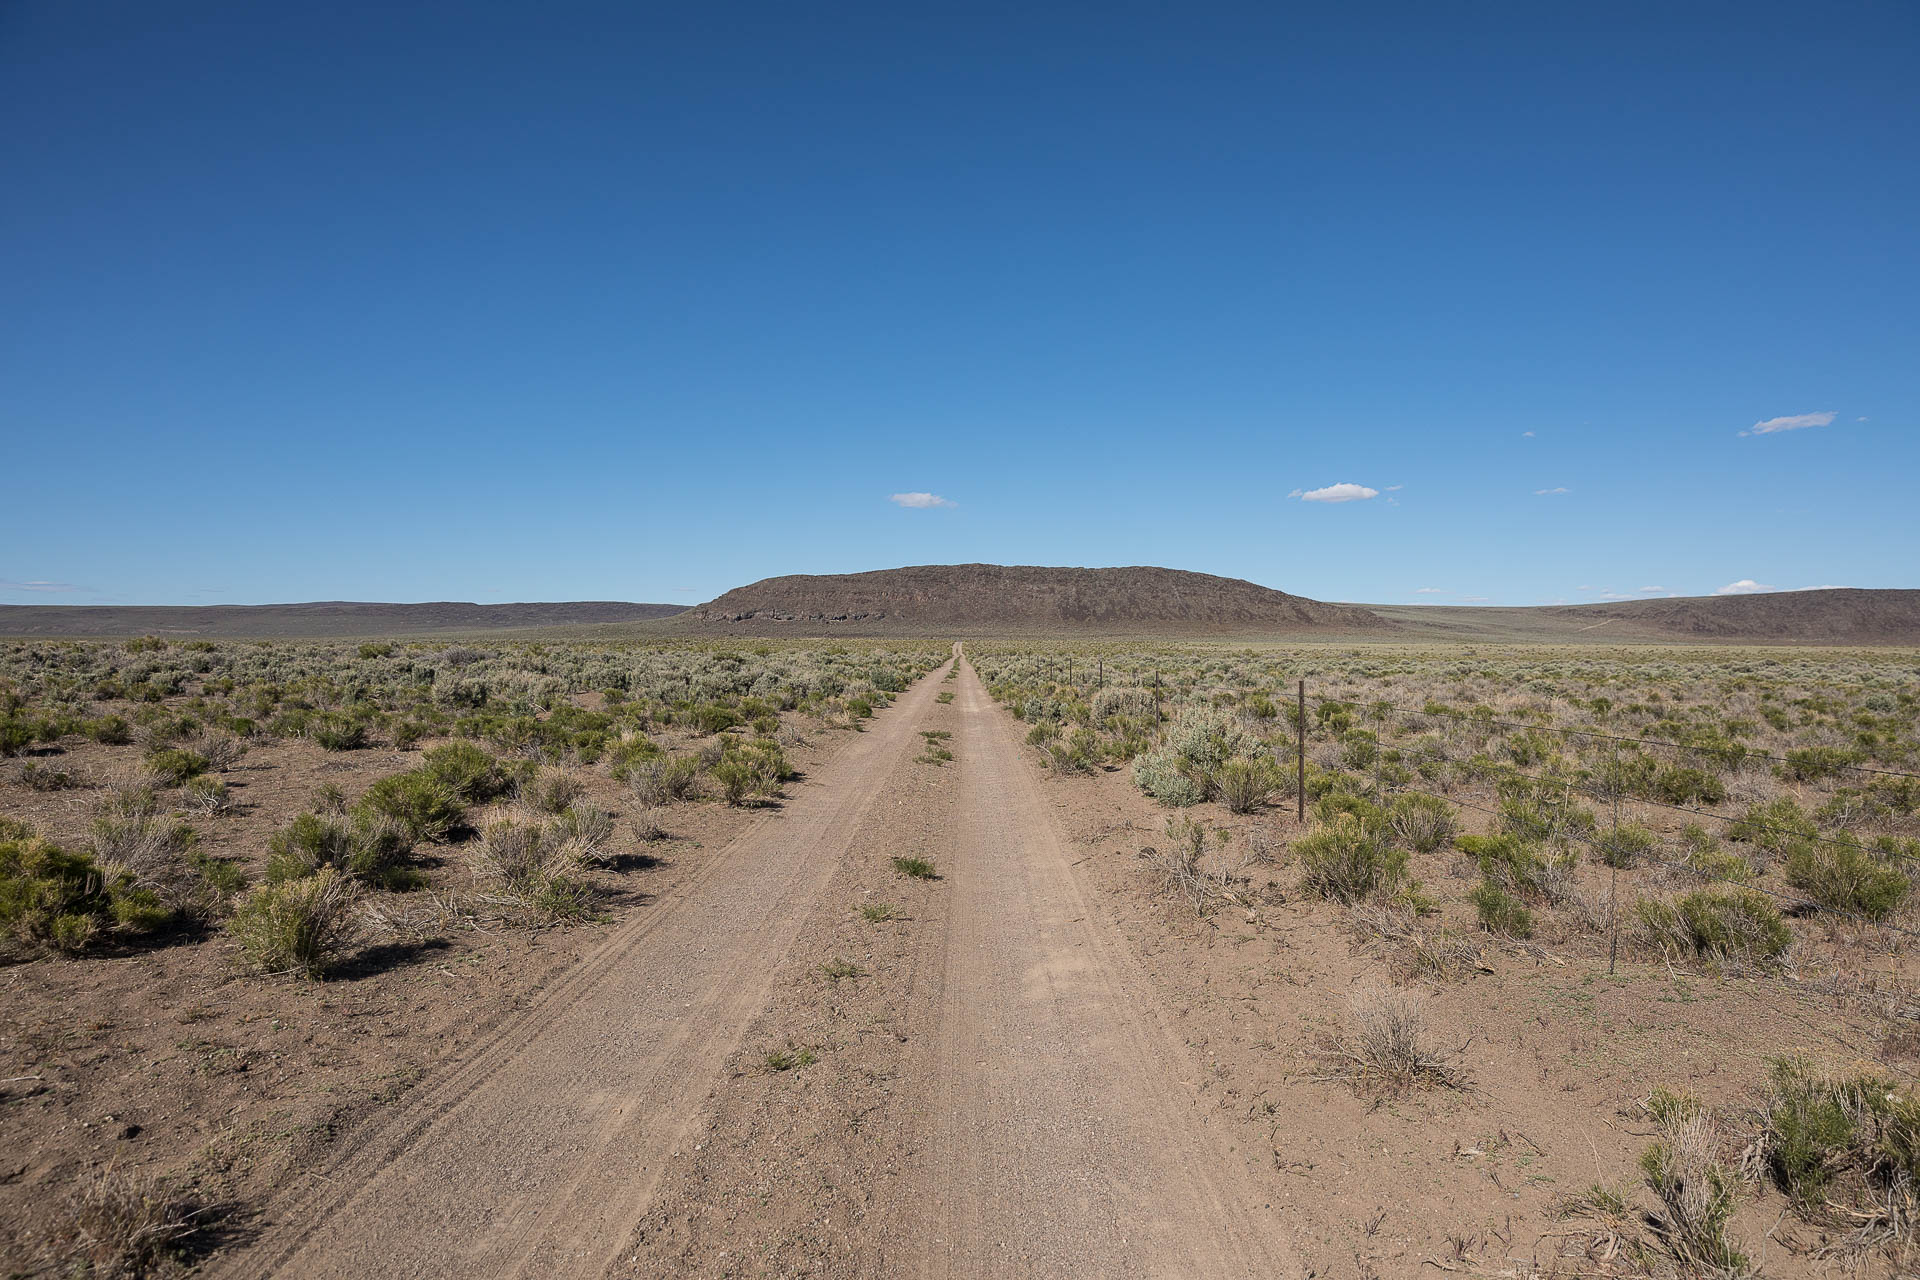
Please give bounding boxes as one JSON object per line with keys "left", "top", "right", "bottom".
{"left": 889, "top": 492, "right": 956, "bottom": 509}
{"left": 1857, "top": 417, "right": 1869, "bottom": 422}
{"left": 1522, "top": 431, "right": 1536, "bottom": 438}
{"left": 1534, "top": 487, "right": 1569, "bottom": 495}
{"left": 1743, "top": 411, "right": 1835, "bottom": 437}
{"left": 1576, "top": 585, "right": 1595, "bottom": 592}
{"left": 1713, "top": 579, "right": 1776, "bottom": 596}
{"left": 1792, "top": 584, "right": 1856, "bottom": 591}
{"left": 1460, "top": 595, "right": 1490, "bottom": 602}
{"left": 1637, "top": 586, "right": 1665, "bottom": 594}
{"left": 1415, "top": 587, "right": 1446, "bottom": 594}
{"left": 0, "top": 579, "right": 77, "bottom": 593}
{"left": 1290, "top": 483, "right": 1379, "bottom": 503}
{"left": 1384, "top": 484, "right": 1404, "bottom": 492}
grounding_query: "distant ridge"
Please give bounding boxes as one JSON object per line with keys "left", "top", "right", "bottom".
{"left": 1373, "top": 588, "right": 1920, "bottom": 645}
{"left": 680, "top": 564, "right": 1391, "bottom": 635}
{"left": 4, "top": 581, "right": 1912, "bottom": 645}
{"left": 0, "top": 601, "right": 685, "bottom": 639}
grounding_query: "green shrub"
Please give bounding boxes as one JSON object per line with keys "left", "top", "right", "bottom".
{"left": 0, "top": 717, "right": 34, "bottom": 757}
{"left": 605, "top": 736, "right": 662, "bottom": 781}
{"left": 1295, "top": 814, "right": 1407, "bottom": 903}
{"left": 1214, "top": 755, "right": 1281, "bottom": 814}
{"left": 711, "top": 759, "right": 756, "bottom": 806}
{"left": 1496, "top": 777, "right": 1595, "bottom": 847}
{"left": 1761, "top": 1056, "right": 1920, "bottom": 1217}
{"left": 690, "top": 703, "right": 739, "bottom": 735}
{"left": 356, "top": 771, "right": 466, "bottom": 844}
{"left": 267, "top": 811, "right": 418, "bottom": 889}
{"left": 1133, "top": 706, "right": 1257, "bottom": 808}
{"left": 310, "top": 714, "right": 369, "bottom": 751}
{"left": 1387, "top": 793, "right": 1457, "bottom": 852}
{"left": 1132, "top": 749, "right": 1205, "bottom": 807}
{"left": 1469, "top": 880, "right": 1533, "bottom": 937}
{"left": 892, "top": 856, "right": 938, "bottom": 880}
{"left": 1781, "top": 746, "right": 1865, "bottom": 783}
{"left": 0, "top": 825, "right": 171, "bottom": 954}
{"left": 143, "top": 748, "right": 209, "bottom": 786}
{"left": 419, "top": 742, "right": 510, "bottom": 802}
{"left": 1458, "top": 833, "right": 1559, "bottom": 897}
{"left": 1728, "top": 797, "right": 1817, "bottom": 855}
{"left": 1652, "top": 765, "right": 1727, "bottom": 806}
{"left": 87, "top": 715, "right": 133, "bottom": 745}
{"left": 230, "top": 868, "right": 360, "bottom": 978}
{"left": 1783, "top": 838, "right": 1909, "bottom": 921}
{"left": 1679, "top": 826, "right": 1757, "bottom": 883}
{"left": 1637, "top": 889, "right": 1791, "bottom": 962}
{"left": 1596, "top": 822, "right": 1658, "bottom": 869}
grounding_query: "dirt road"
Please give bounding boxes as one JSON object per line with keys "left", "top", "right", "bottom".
{"left": 890, "top": 657, "right": 1296, "bottom": 1277}
{"left": 225, "top": 650, "right": 1293, "bottom": 1277}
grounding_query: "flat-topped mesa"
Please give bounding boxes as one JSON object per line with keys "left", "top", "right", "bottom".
{"left": 683, "top": 564, "right": 1392, "bottom": 634}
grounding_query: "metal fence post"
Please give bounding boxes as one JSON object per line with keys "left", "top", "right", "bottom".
{"left": 1296, "top": 679, "right": 1306, "bottom": 823}
{"left": 1608, "top": 739, "right": 1621, "bottom": 976}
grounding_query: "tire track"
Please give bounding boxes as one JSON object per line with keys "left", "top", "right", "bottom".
{"left": 894, "top": 654, "right": 1297, "bottom": 1278}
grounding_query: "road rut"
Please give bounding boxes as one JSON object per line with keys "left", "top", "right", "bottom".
{"left": 889, "top": 654, "right": 1297, "bottom": 1277}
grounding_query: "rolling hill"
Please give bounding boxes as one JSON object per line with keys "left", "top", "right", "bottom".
{"left": 678, "top": 564, "right": 1392, "bottom": 635}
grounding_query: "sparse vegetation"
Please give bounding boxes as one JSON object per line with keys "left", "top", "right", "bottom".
{"left": 1313, "top": 987, "right": 1466, "bottom": 1093}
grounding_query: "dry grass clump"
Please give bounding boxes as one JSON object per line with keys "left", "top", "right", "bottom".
{"left": 1144, "top": 815, "right": 1256, "bottom": 915}
{"left": 628, "top": 754, "right": 701, "bottom": 807}
{"left": 40, "top": 1163, "right": 228, "bottom": 1279}
{"left": 1311, "top": 987, "right": 1467, "bottom": 1093}
{"left": 1349, "top": 902, "right": 1481, "bottom": 980}
{"left": 1553, "top": 1091, "right": 1752, "bottom": 1277}
{"left": 474, "top": 816, "right": 597, "bottom": 921}
{"left": 551, "top": 801, "right": 615, "bottom": 864}
{"left": 89, "top": 784, "right": 197, "bottom": 902}
{"left": 1638, "top": 1090, "right": 1750, "bottom": 1276}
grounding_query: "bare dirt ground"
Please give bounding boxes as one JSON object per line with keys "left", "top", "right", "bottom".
{"left": 12, "top": 647, "right": 1904, "bottom": 1276}
{"left": 618, "top": 649, "right": 1296, "bottom": 1277}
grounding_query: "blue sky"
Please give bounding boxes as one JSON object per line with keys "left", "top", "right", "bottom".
{"left": 3, "top": 1, "right": 1913, "bottom": 609}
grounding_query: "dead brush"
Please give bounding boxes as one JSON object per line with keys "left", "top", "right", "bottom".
{"left": 41, "top": 1163, "right": 227, "bottom": 1280}
{"left": 196, "top": 733, "right": 247, "bottom": 772}
{"left": 1638, "top": 1091, "right": 1751, "bottom": 1277}
{"left": 1310, "top": 987, "right": 1468, "bottom": 1093}
{"left": 1547, "top": 1182, "right": 1658, "bottom": 1276}
{"left": 1144, "top": 815, "right": 1255, "bottom": 915}
{"left": 1349, "top": 902, "right": 1481, "bottom": 981}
